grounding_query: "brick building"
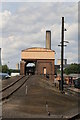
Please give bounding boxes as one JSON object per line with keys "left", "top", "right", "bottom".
{"left": 20, "top": 47, "right": 55, "bottom": 81}
{"left": 20, "top": 31, "right": 55, "bottom": 81}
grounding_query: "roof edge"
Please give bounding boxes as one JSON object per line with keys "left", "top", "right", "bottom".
{"left": 22, "top": 47, "right": 55, "bottom": 52}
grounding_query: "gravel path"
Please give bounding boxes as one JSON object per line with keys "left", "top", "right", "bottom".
{"left": 2, "top": 75, "right": 79, "bottom": 119}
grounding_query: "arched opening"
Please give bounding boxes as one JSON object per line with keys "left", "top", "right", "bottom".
{"left": 26, "top": 62, "right": 36, "bottom": 75}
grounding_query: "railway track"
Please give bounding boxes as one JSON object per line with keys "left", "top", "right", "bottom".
{"left": 0, "top": 75, "right": 30, "bottom": 101}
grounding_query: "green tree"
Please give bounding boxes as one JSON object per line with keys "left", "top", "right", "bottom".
{"left": 2, "top": 65, "right": 9, "bottom": 73}
{"left": 0, "top": 64, "right": 20, "bottom": 75}
{"left": 64, "top": 63, "right": 80, "bottom": 75}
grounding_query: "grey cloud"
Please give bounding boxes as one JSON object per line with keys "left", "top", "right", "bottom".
{"left": 1, "top": 2, "right": 78, "bottom": 68}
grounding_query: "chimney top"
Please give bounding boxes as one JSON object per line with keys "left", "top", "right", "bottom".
{"left": 46, "top": 30, "right": 51, "bottom": 50}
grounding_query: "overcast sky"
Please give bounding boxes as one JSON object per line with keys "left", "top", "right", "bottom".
{"left": 0, "top": 1, "right": 78, "bottom": 68}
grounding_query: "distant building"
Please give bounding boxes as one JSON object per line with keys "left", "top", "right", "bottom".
{"left": 16, "top": 63, "right": 19, "bottom": 70}
{"left": 57, "top": 59, "right": 69, "bottom": 70}
{"left": 57, "top": 59, "right": 67, "bottom": 65}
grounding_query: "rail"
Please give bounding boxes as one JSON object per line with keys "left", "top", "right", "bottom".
{"left": 0, "top": 75, "right": 30, "bottom": 101}
{"left": 0, "top": 75, "right": 25, "bottom": 92}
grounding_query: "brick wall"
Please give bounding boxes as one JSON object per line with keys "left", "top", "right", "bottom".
{"left": 20, "top": 59, "right": 55, "bottom": 81}
{"left": 20, "top": 61, "right": 26, "bottom": 75}
{"left": 36, "top": 60, "right": 54, "bottom": 81}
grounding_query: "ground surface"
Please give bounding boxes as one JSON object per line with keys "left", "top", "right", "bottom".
{"left": 2, "top": 76, "right": 21, "bottom": 88}
{"left": 2, "top": 75, "right": 79, "bottom": 119}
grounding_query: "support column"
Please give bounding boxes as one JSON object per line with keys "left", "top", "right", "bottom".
{"left": 20, "top": 61, "right": 26, "bottom": 75}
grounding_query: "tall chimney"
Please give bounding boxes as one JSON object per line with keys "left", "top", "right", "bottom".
{"left": 46, "top": 30, "right": 51, "bottom": 49}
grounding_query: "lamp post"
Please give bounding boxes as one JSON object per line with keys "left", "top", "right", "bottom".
{"left": 60, "top": 17, "right": 64, "bottom": 92}
{"left": 58, "top": 17, "right": 69, "bottom": 92}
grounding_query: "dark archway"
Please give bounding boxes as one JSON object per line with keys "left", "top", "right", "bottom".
{"left": 26, "top": 61, "right": 36, "bottom": 75}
